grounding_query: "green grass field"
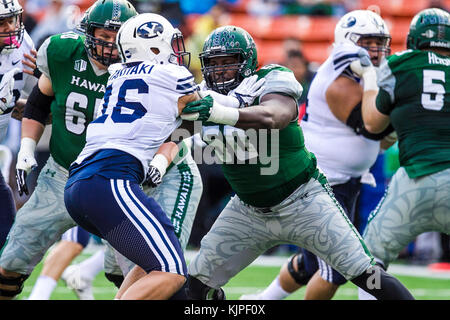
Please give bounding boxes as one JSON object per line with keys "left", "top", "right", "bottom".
{"left": 14, "top": 249, "right": 450, "bottom": 300}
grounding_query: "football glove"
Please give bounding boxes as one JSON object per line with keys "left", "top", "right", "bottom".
{"left": 181, "top": 95, "right": 239, "bottom": 126}
{"left": 229, "top": 75, "right": 266, "bottom": 108}
{"left": 16, "top": 137, "right": 38, "bottom": 196}
{"left": 350, "top": 48, "right": 378, "bottom": 92}
{"left": 0, "top": 68, "right": 20, "bottom": 115}
{"left": 143, "top": 165, "right": 163, "bottom": 188}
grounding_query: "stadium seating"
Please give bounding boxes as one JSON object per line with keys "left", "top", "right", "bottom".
{"left": 359, "top": 0, "right": 450, "bottom": 17}
{"left": 255, "top": 39, "right": 332, "bottom": 65}
{"left": 185, "top": 0, "right": 448, "bottom": 65}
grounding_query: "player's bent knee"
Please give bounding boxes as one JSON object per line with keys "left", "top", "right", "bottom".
{"left": 287, "top": 254, "right": 313, "bottom": 285}
{"left": 105, "top": 272, "right": 124, "bottom": 289}
{"left": 0, "top": 272, "right": 29, "bottom": 298}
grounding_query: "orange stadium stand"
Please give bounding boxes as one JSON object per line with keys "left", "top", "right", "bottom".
{"left": 209, "top": 0, "right": 450, "bottom": 65}
{"left": 359, "top": 0, "right": 450, "bottom": 17}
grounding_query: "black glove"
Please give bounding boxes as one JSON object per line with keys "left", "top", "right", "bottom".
{"left": 143, "top": 165, "right": 163, "bottom": 188}
{"left": 16, "top": 169, "right": 29, "bottom": 196}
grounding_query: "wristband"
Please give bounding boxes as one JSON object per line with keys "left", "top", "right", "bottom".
{"left": 149, "top": 153, "right": 168, "bottom": 177}
{"left": 209, "top": 99, "right": 240, "bottom": 126}
{"left": 19, "top": 137, "right": 37, "bottom": 155}
{"left": 362, "top": 68, "right": 378, "bottom": 92}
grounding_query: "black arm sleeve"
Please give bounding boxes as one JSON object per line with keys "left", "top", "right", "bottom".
{"left": 23, "top": 84, "right": 53, "bottom": 125}
{"left": 346, "top": 102, "right": 394, "bottom": 141}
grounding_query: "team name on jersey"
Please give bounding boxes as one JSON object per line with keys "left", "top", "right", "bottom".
{"left": 70, "top": 76, "right": 106, "bottom": 93}
{"left": 109, "top": 63, "right": 154, "bottom": 81}
{"left": 428, "top": 52, "right": 450, "bottom": 66}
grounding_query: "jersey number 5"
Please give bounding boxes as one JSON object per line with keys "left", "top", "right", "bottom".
{"left": 421, "top": 69, "right": 446, "bottom": 111}
{"left": 94, "top": 79, "right": 148, "bottom": 124}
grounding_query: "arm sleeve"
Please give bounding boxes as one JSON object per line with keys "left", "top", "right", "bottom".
{"left": 376, "top": 88, "right": 394, "bottom": 115}
{"left": 23, "top": 84, "right": 53, "bottom": 126}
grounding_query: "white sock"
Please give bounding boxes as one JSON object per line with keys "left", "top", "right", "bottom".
{"left": 28, "top": 275, "right": 57, "bottom": 300}
{"left": 358, "top": 287, "right": 377, "bottom": 300}
{"left": 77, "top": 249, "right": 105, "bottom": 281}
{"left": 260, "top": 276, "right": 291, "bottom": 300}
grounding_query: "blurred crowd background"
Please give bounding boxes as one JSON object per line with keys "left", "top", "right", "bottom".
{"left": 1, "top": 0, "right": 449, "bottom": 266}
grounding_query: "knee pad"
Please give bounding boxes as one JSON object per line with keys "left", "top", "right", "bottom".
{"left": 186, "top": 276, "right": 226, "bottom": 300}
{"left": 0, "top": 273, "right": 29, "bottom": 298}
{"left": 287, "top": 253, "right": 313, "bottom": 285}
{"left": 104, "top": 272, "right": 124, "bottom": 289}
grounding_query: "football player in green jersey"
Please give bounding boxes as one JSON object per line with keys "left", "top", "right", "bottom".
{"left": 352, "top": 8, "right": 450, "bottom": 300}
{"left": 181, "top": 25, "right": 414, "bottom": 300}
{"left": 0, "top": 0, "right": 138, "bottom": 300}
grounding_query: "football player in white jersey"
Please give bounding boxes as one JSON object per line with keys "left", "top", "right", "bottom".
{"left": 0, "top": 0, "right": 37, "bottom": 250}
{"left": 63, "top": 13, "right": 204, "bottom": 300}
{"left": 240, "top": 10, "right": 397, "bottom": 301}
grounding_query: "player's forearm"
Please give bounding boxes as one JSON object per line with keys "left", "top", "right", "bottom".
{"left": 235, "top": 95, "right": 296, "bottom": 130}
{"left": 21, "top": 117, "right": 45, "bottom": 143}
{"left": 361, "top": 90, "right": 389, "bottom": 133}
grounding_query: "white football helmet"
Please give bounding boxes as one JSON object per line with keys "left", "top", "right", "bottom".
{"left": 0, "top": 0, "right": 24, "bottom": 54}
{"left": 334, "top": 10, "right": 391, "bottom": 65}
{"left": 116, "top": 13, "right": 190, "bottom": 67}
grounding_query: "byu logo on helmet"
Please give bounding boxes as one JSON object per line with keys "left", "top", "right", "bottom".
{"left": 341, "top": 16, "right": 356, "bottom": 28}
{"left": 137, "top": 22, "right": 164, "bottom": 39}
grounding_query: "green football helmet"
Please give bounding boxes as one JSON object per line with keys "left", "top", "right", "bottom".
{"left": 406, "top": 8, "right": 450, "bottom": 51}
{"left": 200, "top": 25, "right": 258, "bottom": 94}
{"left": 82, "top": 0, "right": 138, "bottom": 66}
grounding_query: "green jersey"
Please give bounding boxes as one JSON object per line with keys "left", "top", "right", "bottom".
{"left": 37, "top": 32, "right": 109, "bottom": 169}
{"left": 376, "top": 50, "right": 450, "bottom": 178}
{"left": 202, "top": 64, "right": 319, "bottom": 207}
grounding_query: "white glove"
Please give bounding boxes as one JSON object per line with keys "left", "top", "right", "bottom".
{"left": 229, "top": 75, "right": 266, "bottom": 107}
{"left": 16, "top": 137, "right": 38, "bottom": 174}
{"left": 0, "top": 68, "right": 20, "bottom": 114}
{"left": 16, "top": 137, "right": 38, "bottom": 196}
{"left": 349, "top": 48, "right": 378, "bottom": 92}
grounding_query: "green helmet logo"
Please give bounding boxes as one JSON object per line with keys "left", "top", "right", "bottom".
{"left": 406, "top": 8, "right": 450, "bottom": 51}
{"left": 83, "top": 0, "right": 138, "bottom": 66}
{"left": 200, "top": 25, "right": 258, "bottom": 94}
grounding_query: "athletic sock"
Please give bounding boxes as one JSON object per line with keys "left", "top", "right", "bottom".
{"left": 260, "top": 276, "right": 291, "bottom": 300}
{"left": 78, "top": 249, "right": 105, "bottom": 281}
{"left": 28, "top": 275, "right": 57, "bottom": 300}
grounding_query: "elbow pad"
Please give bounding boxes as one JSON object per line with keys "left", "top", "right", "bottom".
{"left": 23, "top": 84, "right": 53, "bottom": 125}
{"left": 346, "top": 103, "right": 394, "bottom": 141}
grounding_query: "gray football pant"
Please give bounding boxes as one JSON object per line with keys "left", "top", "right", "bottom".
{"left": 363, "top": 167, "right": 450, "bottom": 268}
{"left": 188, "top": 174, "right": 374, "bottom": 289}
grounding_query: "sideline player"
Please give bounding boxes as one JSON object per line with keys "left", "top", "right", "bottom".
{"left": 353, "top": 8, "right": 450, "bottom": 299}
{"left": 180, "top": 25, "right": 414, "bottom": 300}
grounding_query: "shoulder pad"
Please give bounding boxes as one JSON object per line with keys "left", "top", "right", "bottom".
{"left": 46, "top": 32, "right": 85, "bottom": 62}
